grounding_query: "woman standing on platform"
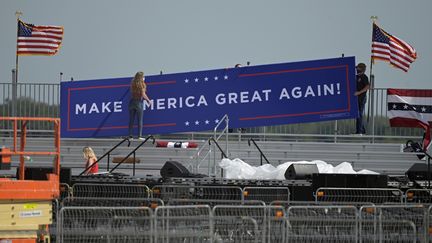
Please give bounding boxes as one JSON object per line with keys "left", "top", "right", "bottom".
{"left": 83, "top": 146, "right": 98, "bottom": 175}
{"left": 128, "top": 71, "right": 151, "bottom": 140}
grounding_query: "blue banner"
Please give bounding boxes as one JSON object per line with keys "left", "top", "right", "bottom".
{"left": 60, "top": 57, "right": 357, "bottom": 138}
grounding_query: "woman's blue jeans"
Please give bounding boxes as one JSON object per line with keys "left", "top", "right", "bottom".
{"left": 128, "top": 99, "right": 143, "bottom": 137}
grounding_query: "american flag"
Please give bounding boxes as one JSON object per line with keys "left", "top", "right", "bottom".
{"left": 17, "top": 19, "right": 64, "bottom": 56}
{"left": 387, "top": 89, "right": 431, "bottom": 151}
{"left": 371, "top": 23, "right": 417, "bottom": 72}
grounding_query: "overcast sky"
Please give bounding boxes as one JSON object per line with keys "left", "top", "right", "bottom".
{"left": 1, "top": 0, "right": 431, "bottom": 89}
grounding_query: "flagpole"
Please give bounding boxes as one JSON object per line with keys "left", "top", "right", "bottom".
{"left": 369, "top": 16, "right": 377, "bottom": 80}
{"left": 13, "top": 11, "right": 22, "bottom": 117}
{"left": 369, "top": 16, "right": 378, "bottom": 143}
{"left": 15, "top": 11, "right": 22, "bottom": 80}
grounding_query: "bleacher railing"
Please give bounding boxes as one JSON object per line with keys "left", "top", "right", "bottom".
{"left": 108, "top": 135, "right": 155, "bottom": 175}
{"left": 193, "top": 114, "right": 229, "bottom": 176}
{"left": 78, "top": 137, "right": 131, "bottom": 176}
{"left": 248, "top": 138, "right": 271, "bottom": 165}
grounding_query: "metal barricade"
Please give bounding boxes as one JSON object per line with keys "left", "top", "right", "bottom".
{"left": 167, "top": 198, "right": 265, "bottom": 207}
{"left": 72, "top": 183, "right": 150, "bottom": 198}
{"left": 212, "top": 205, "right": 286, "bottom": 243}
{"left": 405, "top": 189, "right": 432, "bottom": 204}
{"left": 359, "top": 205, "right": 426, "bottom": 243}
{"left": 286, "top": 205, "right": 358, "bottom": 242}
{"left": 49, "top": 199, "right": 60, "bottom": 242}
{"left": 60, "top": 183, "right": 72, "bottom": 200}
{"left": 215, "top": 216, "right": 261, "bottom": 243}
{"left": 428, "top": 205, "right": 432, "bottom": 243}
{"left": 270, "top": 200, "right": 321, "bottom": 210}
{"left": 315, "top": 187, "right": 404, "bottom": 204}
{"left": 154, "top": 205, "right": 213, "bottom": 243}
{"left": 243, "top": 186, "right": 290, "bottom": 204}
{"left": 61, "top": 197, "right": 164, "bottom": 209}
{"left": 151, "top": 184, "right": 243, "bottom": 202}
{"left": 58, "top": 206, "right": 153, "bottom": 243}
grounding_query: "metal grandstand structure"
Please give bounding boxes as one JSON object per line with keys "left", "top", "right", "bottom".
{"left": 2, "top": 82, "right": 432, "bottom": 242}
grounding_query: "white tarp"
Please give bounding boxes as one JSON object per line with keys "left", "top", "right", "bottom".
{"left": 219, "top": 158, "right": 378, "bottom": 180}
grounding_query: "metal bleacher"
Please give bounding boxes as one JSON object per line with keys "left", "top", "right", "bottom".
{"left": 0, "top": 135, "right": 423, "bottom": 177}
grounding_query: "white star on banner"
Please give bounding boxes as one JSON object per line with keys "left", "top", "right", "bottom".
{"left": 392, "top": 104, "right": 397, "bottom": 109}
{"left": 204, "top": 77, "right": 209, "bottom": 81}
{"left": 224, "top": 75, "right": 228, "bottom": 80}
{"left": 185, "top": 121, "right": 190, "bottom": 126}
{"left": 195, "top": 120, "right": 200, "bottom": 125}
{"left": 403, "top": 104, "right": 408, "bottom": 109}
{"left": 184, "top": 79, "right": 189, "bottom": 83}
{"left": 205, "top": 120, "right": 209, "bottom": 124}
{"left": 421, "top": 107, "right": 427, "bottom": 112}
{"left": 214, "top": 76, "right": 219, "bottom": 80}
{"left": 215, "top": 119, "right": 220, "bottom": 124}
{"left": 194, "top": 78, "right": 199, "bottom": 82}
